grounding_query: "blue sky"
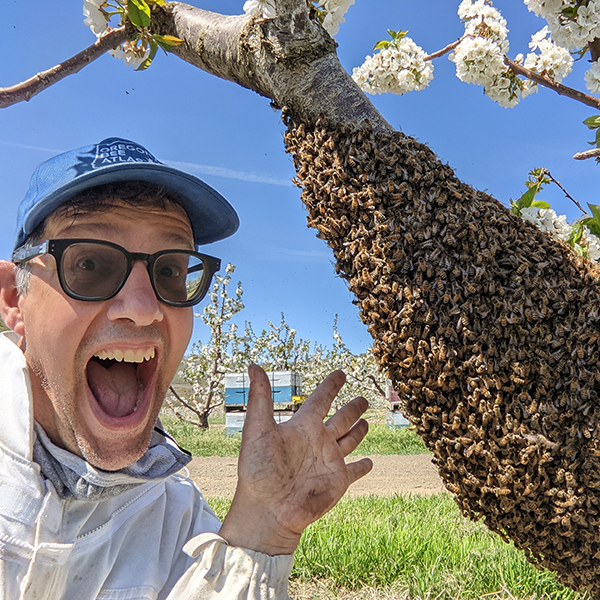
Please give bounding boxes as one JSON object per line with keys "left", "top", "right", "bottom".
{"left": 1, "top": 1, "right": 597, "bottom": 354}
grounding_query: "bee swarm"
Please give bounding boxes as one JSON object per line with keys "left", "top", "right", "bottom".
{"left": 284, "top": 114, "right": 600, "bottom": 594}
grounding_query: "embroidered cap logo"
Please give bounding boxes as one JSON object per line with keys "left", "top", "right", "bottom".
{"left": 92, "top": 139, "right": 162, "bottom": 168}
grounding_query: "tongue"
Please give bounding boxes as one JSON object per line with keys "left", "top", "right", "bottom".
{"left": 87, "top": 360, "right": 140, "bottom": 418}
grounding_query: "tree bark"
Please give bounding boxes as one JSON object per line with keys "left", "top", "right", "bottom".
{"left": 151, "top": 2, "right": 393, "bottom": 133}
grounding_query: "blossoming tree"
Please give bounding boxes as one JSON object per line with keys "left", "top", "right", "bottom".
{"left": 171, "top": 265, "right": 387, "bottom": 427}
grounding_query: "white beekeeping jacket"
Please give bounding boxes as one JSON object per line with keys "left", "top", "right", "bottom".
{"left": 0, "top": 332, "right": 293, "bottom": 599}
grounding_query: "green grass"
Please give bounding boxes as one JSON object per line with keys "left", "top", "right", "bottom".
{"left": 206, "top": 495, "right": 588, "bottom": 600}
{"left": 349, "top": 424, "right": 428, "bottom": 456}
{"left": 160, "top": 416, "right": 242, "bottom": 456}
{"left": 160, "top": 416, "right": 428, "bottom": 457}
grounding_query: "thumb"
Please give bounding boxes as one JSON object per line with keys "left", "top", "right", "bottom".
{"left": 244, "top": 364, "right": 275, "bottom": 430}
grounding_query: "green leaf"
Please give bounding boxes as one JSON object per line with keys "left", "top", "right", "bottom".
{"left": 373, "top": 40, "right": 391, "bottom": 51}
{"left": 509, "top": 199, "right": 521, "bottom": 215}
{"left": 137, "top": 39, "right": 158, "bottom": 70}
{"left": 580, "top": 217, "right": 600, "bottom": 238}
{"left": 584, "top": 115, "right": 600, "bottom": 129}
{"left": 589, "top": 203, "right": 600, "bottom": 222}
{"left": 561, "top": 6, "right": 578, "bottom": 18}
{"left": 127, "top": 0, "right": 151, "bottom": 28}
{"left": 516, "top": 186, "right": 538, "bottom": 209}
{"left": 531, "top": 200, "right": 551, "bottom": 209}
{"left": 596, "top": 128, "right": 600, "bottom": 148}
{"left": 568, "top": 223, "right": 584, "bottom": 247}
{"left": 154, "top": 34, "right": 184, "bottom": 51}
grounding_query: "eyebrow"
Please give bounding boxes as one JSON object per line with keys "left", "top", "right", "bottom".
{"left": 52, "top": 222, "right": 194, "bottom": 248}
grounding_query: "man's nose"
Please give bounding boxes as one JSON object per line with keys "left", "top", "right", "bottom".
{"left": 106, "top": 262, "right": 164, "bottom": 326}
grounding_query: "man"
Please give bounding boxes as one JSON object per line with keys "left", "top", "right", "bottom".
{"left": 0, "top": 137, "right": 373, "bottom": 599}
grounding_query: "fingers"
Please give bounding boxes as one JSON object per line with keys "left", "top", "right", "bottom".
{"left": 299, "top": 370, "right": 346, "bottom": 421}
{"left": 244, "top": 364, "right": 276, "bottom": 428}
{"left": 337, "top": 419, "right": 369, "bottom": 456}
{"left": 325, "top": 396, "right": 369, "bottom": 440}
{"left": 346, "top": 457, "right": 373, "bottom": 485}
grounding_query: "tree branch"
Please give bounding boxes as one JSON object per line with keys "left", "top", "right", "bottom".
{"left": 424, "top": 39, "right": 461, "bottom": 62}
{"left": 168, "top": 385, "right": 202, "bottom": 417}
{"left": 0, "top": 27, "right": 130, "bottom": 109}
{"left": 153, "top": 2, "right": 393, "bottom": 132}
{"left": 545, "top": 169, "right": 588, "bottom": 214}
{"left": 164, "top": 395, "right": 203, "bottom": 425}
{"left": 589, "top": 38, "right": 600, "bottom": 63}
{"left": 422, "top": 38, "right": 600, "bottom": 112}
{"left": 505, "top": 56, "right": 600, "bottom": 111}
{"left": 573, "top": 147, "right": 600, "bottom": 161}
{"left": 365, "top": 373, "right": 386, "bottom": 398}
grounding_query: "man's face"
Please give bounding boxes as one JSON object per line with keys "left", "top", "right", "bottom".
{"left": 17, "top": 203, "right": 195, "bottom": 471}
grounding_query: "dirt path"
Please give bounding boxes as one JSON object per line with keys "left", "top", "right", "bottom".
{"left": 187, "top": 453, "right": 445, "bottom": 499}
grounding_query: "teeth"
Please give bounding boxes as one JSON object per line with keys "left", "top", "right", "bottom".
{"left": 95, "top": 348, "right": 155, "bottom": 363}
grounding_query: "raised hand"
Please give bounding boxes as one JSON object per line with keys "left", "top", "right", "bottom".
{"left": 218, "top": 365, "right": 373, "bottom": 556}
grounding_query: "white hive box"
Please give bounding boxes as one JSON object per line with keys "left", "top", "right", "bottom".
{"left": 225, "top": 411, "right": 246, "bottom": 435}
{"left": 387, "top": 409, "right": 409, "bottom": 429}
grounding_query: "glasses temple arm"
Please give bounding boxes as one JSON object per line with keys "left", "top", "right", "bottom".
{"left": 11, "top": 241, "right": 50, "bottom": 264}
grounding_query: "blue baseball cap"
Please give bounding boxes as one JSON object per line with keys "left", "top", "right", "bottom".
{"left": 13, "top": 137, "right": 239, "bottom": 251}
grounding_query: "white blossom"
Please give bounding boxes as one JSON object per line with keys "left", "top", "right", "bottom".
{"left": 450, "top": 36, "right": 507, "bottom": 87}
{"left": 587, "top": 230, "right": 600, "bottom": 261}
{"left": 352, "top": 36, "right": 434, "bottom": 95}
{"left": 519, "top": 206, "right": 540, "bottom": 225}
{"left": 83, "top": 0, "right": 108, "bottom": 37}
{"left": 523, "top": 27, "right": 573, "bottom": 84}
{"left": 450, "top": 2, "right": 537, "bottom": 108}
{"left": 524, "top": 0, "right": 600, "bottom": 50}
{"left": 243, "top": 0, "right": 276, "bottom": 19}
{"left": 320, "top": 0, "right": 355, "bottom": 36}
{"left": 484, "top": 73, "right": 522, "bottom": 108}
{"left": 458, "top": 0, "right": 509, "bottom": 53}
{"left": 585, "top": 60, "right": 600, "bottom": 94}
{"left": 109, "top": 42, "right": 150, "bottom": 70}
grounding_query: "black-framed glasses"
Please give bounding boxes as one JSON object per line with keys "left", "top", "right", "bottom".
{"left": 12, "top": 238, "right": 221, "bottom": 307}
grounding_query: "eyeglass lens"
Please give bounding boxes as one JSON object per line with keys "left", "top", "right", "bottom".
{"left": 61, "top": 243, "right": 206, "bottom": 304}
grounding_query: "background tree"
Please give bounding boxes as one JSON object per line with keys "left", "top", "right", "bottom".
{"left": 166, "top": 263, "right": 245, "bottom": 428}
{"left": 174, "top": 282, "right": 389, "bottom": 426}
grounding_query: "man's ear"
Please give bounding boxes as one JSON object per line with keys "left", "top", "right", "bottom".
{"left": 0, "top": 261, "right": 24, "bottom": 337}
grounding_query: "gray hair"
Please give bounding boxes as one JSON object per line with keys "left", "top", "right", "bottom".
{"left": 14, "top": 238, "right": 39, "bottom": 297}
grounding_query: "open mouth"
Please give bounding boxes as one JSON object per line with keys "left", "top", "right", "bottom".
{"left": 86, "top": 347, "right": 158, "bottom": 422}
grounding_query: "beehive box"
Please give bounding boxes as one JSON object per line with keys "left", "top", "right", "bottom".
{"left": 225, "top": 411, "right": 246, "bottom": 435}
{"left": 387, "top": 379, "right": 409, "bottom": 428}
{"left": 224, "top": 371, "right": 302, "bottom": 408}
{"left": 224, "top": 372, "right": 250, "bottom": 408}
{"left": 386, "top": 410, "right": 409, "bottom": 429}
